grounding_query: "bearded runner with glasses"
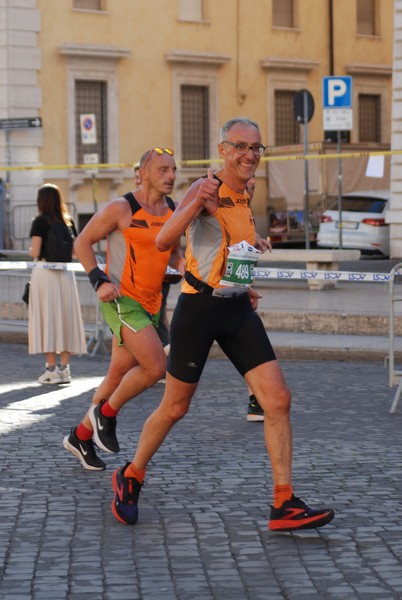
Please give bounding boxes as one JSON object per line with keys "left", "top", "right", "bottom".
{"left": 63, "top": 147, "right": 184, "bottom": 471}
{"left": 111, "top": 117, "right": 334, "bottom": 533}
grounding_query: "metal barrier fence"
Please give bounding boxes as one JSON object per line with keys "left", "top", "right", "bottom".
{"left": 0, "top": 266, "right": 109, "bottom": 357}
{"left": 10, "top": 203, "right": 77, "bottom": 250}
{"left": 388, "top": 262, "right": 402, "bottom": 412}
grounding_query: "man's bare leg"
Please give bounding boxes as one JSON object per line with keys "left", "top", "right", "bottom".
{"left": 245, "top": 360, "right": 292, "bottom": 486}
{"left": 89, "top": 324, "right": 167, "bottom": 453}
{"left": 245, "top": 360, "right": 334, "bottom": 531}
{"left": 110, "top": 375, "right": 198, "bottom": 524}
{"left": 132, "top": 374, "right": 198, "bottom": 469}
{"left": 80, "top": 336, "right": 138, "bottom": 430}
{"left": 106, "top": 324, "right": 166, "bottom": 411}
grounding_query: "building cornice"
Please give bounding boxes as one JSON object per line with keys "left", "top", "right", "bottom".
{"left": 165, "top": 49, "right": 230, "bottom": 66}
{"left": 346, "top": 62, "right": 392, "bottom": 77}
{"left": 261, "top": 57, "right": 320, "bottom": 72}
{"left": 59, "top": 43, "right": 131, "bottom": 59}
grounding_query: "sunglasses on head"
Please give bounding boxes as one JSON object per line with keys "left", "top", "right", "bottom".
{"left": 142, "top": 147, "right": 174, "bottom": 170}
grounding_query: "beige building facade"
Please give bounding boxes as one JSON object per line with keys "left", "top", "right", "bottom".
{"left": 0, "top": 0, "right": 394, "bottom": 249}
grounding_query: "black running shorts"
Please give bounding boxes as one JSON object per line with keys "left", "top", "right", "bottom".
{"left": 168, "top": 292, "right": 276, "bottom": 384}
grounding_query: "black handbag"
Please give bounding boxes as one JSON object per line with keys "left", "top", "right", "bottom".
{"left": 22, "top": 282, "right": 30, "bottom": 305}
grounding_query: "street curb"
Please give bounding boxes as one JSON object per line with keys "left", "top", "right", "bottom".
{"left": 203, "top": 340, "right": 395, "bottom": 362}
{"left": 2, "top": 330, "right": 394, "bottom": 362}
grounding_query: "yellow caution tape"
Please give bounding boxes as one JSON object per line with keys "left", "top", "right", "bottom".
{"left": 0, "top": 148, "right": 400, "bottom": 172}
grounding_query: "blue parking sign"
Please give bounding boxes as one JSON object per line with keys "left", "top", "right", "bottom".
{"left": 323, "top": 77, "right": 352, "bottom": 108}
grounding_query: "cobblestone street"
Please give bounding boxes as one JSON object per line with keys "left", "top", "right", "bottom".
{"left": 0, "top": 343, "right": 402, "bottom": 599}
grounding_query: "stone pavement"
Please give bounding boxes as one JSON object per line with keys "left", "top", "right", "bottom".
{"left": 1, "top": 343, "right": 402, "bottom": 600}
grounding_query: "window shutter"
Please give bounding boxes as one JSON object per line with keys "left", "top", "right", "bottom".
{"left": 75, "top": 80, "right": 108, "bottom": 164}
{"left": 179, "top": 0, "right": 203, "bottom": 21}
{"left": 274, "top": 90, "right": 299, "bottom": 146}
{"left": 74, "top": 0, "right": 101, "bottom": 10}
{"left": 180, "top": 85, "right": 209, "bottom": 164}
{"left": 359, "top": 94, "right": 381, "bottom": 142}
{"left": 357, "top": 0, "right": 375, "bottom": 35}
{"left": 273, "top": 0, "right": 293, "bottom": 28}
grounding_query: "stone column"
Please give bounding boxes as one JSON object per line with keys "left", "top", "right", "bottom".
{"left": 0, "top": 0, "right": 43, "bottom": 249}
{"left": 389, "top": 0, "right": 402, "bottom": 258}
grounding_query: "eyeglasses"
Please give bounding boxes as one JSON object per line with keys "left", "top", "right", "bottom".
{"left": 222, "top": 141, "right": 266, "bottom": 156}
{"left": 141, "top": 147, "right": 174, "bottom": 170}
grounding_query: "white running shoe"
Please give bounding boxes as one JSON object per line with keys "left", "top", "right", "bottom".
{"left": 58, "top": 365, "right": 71, "bottom": 384}
{"left": 38, "top": 366, "right": 62, "bottom": 385}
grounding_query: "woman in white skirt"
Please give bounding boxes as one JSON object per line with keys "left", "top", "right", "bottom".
{"left": 29, "top": 183, "right": 87, "bottom": 384}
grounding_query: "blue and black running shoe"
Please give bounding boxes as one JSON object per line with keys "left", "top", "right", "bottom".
{"left": 111, "top": 462, "right": 142, "bottom": 525}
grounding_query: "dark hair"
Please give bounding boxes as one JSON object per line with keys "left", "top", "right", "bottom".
{"left": 219, "top": 117, "right": 260, "bottom": 142}
{"left": 36, "top": 184, "right": 72, "bottom": 225}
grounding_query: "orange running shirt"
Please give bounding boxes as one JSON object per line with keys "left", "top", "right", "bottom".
{"left": 105, "top": 192, "right": 174, "bottom": 314}
{"left": 182, "top": 180, "right": 255, "bottom": 294}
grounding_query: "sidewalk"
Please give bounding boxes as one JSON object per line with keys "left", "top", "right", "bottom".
{"left": 0, "top": 342, "right": 401, "bottom": 599}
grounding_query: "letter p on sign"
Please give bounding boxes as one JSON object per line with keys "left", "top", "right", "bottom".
{"left": 328, "top": 80, "right": 347, "bottom": 105}
{"left": 322, "top": 76, "right": 352, "bottom": 109}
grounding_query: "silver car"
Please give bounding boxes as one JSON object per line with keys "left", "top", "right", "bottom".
{"left": 317, "top": 190, "right": 390, "bottom": 257}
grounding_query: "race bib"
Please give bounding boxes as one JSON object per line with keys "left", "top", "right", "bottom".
{"left": 219, "top": 240, "right": 260, "bottom": 287}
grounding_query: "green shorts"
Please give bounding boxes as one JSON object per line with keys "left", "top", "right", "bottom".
{"left": 100, "top": 295, "right": 160, "bottom": 346}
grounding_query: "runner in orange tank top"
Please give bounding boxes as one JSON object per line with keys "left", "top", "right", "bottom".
{"left": 106, "top": 191, "right": 175, "bottom": 315}
{"left": 112, "top": 117, "right": 335, "bottom": 532}
{"left": 63, "top": 148, "right": 184, "bottom": 471}
{"left": 182, "top": 180, "right": 255, "bottom": 294}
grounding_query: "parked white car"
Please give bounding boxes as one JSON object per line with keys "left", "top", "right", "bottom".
{"left": 317, "top": 190, "right": 390, "bottom": 256}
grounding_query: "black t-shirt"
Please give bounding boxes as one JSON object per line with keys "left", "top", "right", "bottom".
{"left": 29, "top": 214, "right": 77, "bottom": 260}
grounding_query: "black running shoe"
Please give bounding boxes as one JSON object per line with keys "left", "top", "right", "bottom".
{"left": 269, "top": 495, "right": 335, "bottom": 531}
{"left": 89, "top": 400, "right": 120, "bottom": 454}
{"left": 63, "top": 427, "right": 106, "bottom": 471}
{"left": 111, "top": 462, "right": 142, "bottom": 525}
{"left": 247, "top": 395, "right": 264, "bottom": 422}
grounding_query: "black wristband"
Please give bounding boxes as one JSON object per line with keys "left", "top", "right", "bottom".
{"left": 88, "top": 266, "right": 110, "bottom": 291}
{"left": 93, "top": 278, "right": 109, "bottom": 292}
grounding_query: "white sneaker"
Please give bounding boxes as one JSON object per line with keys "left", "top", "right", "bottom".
{"left": 38, "top": 366, "right": 62, "bottom": 385}
{"left": 58, "top": 365, "right": 71, "bottom": 384}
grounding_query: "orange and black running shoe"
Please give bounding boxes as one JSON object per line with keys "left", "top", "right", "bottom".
{"left": 268, "top": 495, "right": 334, "bottom": 531}
{"left": 111, "top": 462, "right": 142, "bottom": 525}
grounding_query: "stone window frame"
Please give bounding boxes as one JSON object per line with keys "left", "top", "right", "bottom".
{"left": 261, "top": 57, "right": 319, "bottom": 147}
{"left": 59, "top": 43, "right": 130, "bottom": 191}
{"left": 166, "top": 50, "right": 230, "bottom": 184}
{"left": 346, "top": 63, "right": 391, "bottom": 144}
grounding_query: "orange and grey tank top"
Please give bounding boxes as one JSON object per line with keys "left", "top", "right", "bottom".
{"left": 105, "top": 192, "right": 175, "bottom": 314}
{"left": 182, "top": 180, "right": 256, "bottom": 294}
